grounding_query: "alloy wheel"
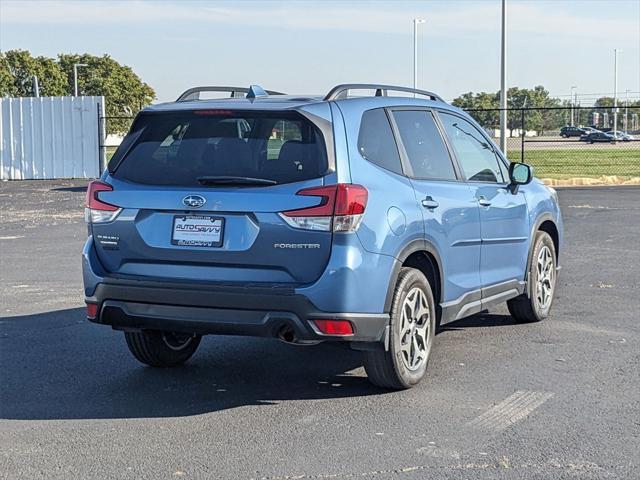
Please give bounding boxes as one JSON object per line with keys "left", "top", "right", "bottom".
{"left": 398, "top": 287, "right": 431, "bottom": 371}
{"left": 535, "top": 245, "right": 555, "bottom": 309}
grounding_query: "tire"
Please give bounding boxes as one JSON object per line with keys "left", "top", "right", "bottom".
{"left": 363, "top": 268, "right": 436, "bottom": 389}
{"left": 507, "top": 231, "right": 557, "bottom": 323}
{"left": 124, "top": 330, "right": 201, "bottom": 367}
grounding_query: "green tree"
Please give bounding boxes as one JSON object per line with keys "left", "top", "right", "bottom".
{"left": 58, "top": 53, "right": 155, "bottom": 134}
{"left": 452, "top": 91, "right": 499, "bottom": 131}
{"left": 453, "top": 86, "right": 565, "bottom": 136}
{"left": 594, "top": 96, "right": 615, "bottom": 108}
{"left": 0, "top": 55, "right": 13, "bottom": 96}
{"left": 520, "top": 85, "right": 562, "bottom": 135}
{"left": 0, "top": 49, "right": 68, "bottom": 97}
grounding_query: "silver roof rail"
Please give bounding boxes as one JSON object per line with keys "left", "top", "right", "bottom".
{"left": 176, "top": 85, "right": 286, "bottom": 102}
{"left": 324, "top": 83, "right": 445, "bottom": 102}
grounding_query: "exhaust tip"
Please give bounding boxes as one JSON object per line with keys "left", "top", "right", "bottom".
{"left": 277, "top": 325, "right": 297, "bottom": 343}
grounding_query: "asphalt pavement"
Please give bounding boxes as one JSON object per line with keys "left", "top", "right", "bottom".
{"left": 0, "top": 181, "right": 638, "bottom": 479}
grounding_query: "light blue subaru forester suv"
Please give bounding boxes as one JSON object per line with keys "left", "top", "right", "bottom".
{"left": 83, "top": 84, "right": 563, "bottom": 389}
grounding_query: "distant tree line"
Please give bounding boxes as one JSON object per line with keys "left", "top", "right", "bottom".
{"left": 0, "top": 50, "right": 155, "bottom": 134}
{"left": 453, "top": 87, "right": 640, "bottom": 135}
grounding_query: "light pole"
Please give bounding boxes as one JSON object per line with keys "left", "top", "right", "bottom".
{"left": 413, "top": 18, "right": 425, "bottom": 95}
{"left": 570, "top": 86, "right": 577, "bottom": 126}
{"left": 624, "top": 89, "right": 629, "bottom": 132}
{"left": 73, "top": 63, "right": 88, "bottom": 97}
{"left": 613, "top": 49, "right": 620, "bottom": 136}
{"left": 499, "top": 0, "right": 507, "bottom": 154}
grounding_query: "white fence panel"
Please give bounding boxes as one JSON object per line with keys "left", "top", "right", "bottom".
{"left": 0, "top": 96, "right": 104, "bottom": 180}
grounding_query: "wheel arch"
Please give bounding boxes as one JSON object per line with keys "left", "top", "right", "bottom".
{"left": 524, "top": 213, "right": 560, "bottom": 295}
{"left": 530, "top": 213, "right": 559, "bottom": 261}
{"left": 384, "top": 240, "right": 444, "bottom": 315}
{"left": 538, "top": 219, "right": 560, "bottom": 261}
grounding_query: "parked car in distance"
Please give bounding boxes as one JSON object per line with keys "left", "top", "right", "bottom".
{"left": 83, "top": 83, "right": 563, "bottom": 389}
{"left": 578, "top": 127, "right": 601, "bottom": 141}
{"left": 560, "top": 126, "right": 586, "bottom": 138}
{"left": 609, "top": 131, "right": 634, "bottom": 142}
{"left": 584, "top": 131, "right": 614, "bottom": 143}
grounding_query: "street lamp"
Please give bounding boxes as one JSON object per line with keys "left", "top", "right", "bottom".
{"left": 499, "top": 0, "right": 507, "bottom": 154}
{"left": 73, "top": 63, "right": 88, "bottom": 97}
{"left": 413, "top": 18, "right": 426, "bottom": 95}
{"left": 613, "top": 49, "right": 621, "bottom": 136}
{"left": 570, "top": 86, "right": 577, "bottom": 126}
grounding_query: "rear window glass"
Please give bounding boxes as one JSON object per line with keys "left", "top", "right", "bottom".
{"left": 109, "top": 110, "right": 328, "bottom": 186}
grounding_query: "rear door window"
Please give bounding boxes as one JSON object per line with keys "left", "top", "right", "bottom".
{"left": 357, "top": 108, "right": 403, "bottom": 175}
{"left": 109, "top": 110, "right": 328, "bottom": 186}
{"left": 391, "top": 110, "right": 457, "bottom": 180}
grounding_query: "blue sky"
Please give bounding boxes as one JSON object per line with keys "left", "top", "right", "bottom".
{"left": 1, "top": 0, "right": 639, "bottom": 104}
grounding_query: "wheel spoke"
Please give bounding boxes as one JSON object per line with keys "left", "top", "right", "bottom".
{"left": 411, "top": 334, "right": 421, "bottom": 367}
{"left": 401, "top": 338, "right": 412, "bottom": 357}
{"left": 412, "top": 290, "right": 423, "bottom": 319}
{"left": 400, "top": 309, "right": 412, "bottom": 337}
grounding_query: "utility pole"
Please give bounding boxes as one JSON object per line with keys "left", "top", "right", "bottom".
{"left": 499, "top": 0, "right": 507, "bottom": 154}
{"left": 624, "top": 89, "right": 629, "bottom": 132}
{"left": 613, "top": 49, "right": 620, "bottom": 136}
{"left": 413, "top": 18, "right": 425, "bottom": 96}
{"left": 73, "top": 63, "right": 88, "bottom": 96}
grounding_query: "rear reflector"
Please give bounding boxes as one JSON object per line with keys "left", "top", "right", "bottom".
{"left": 281, "top": 184, "right": 368, "bottom": 232}
{"left": 313, "top": 319, "right": 354, "bottom": 335}
{"left": 86, "top": 303, "right": 99, "bottom": 319}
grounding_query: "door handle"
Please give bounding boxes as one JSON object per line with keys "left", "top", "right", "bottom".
{"left": 477, "top": 196, "right": 492, "bottom": 207}
{"left": 421, "top": 196, "right": 439, "bottom": 209}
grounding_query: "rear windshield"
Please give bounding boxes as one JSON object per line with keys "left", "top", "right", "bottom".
{"left": 109, "top": 110, "right": 329, "bottom": 186}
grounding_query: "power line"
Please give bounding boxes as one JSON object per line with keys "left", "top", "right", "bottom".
{"left": 553, "top": 91, "right": 640, "bottom": 98}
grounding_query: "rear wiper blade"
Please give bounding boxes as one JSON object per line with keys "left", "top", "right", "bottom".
{"left": 196, "top": 176, "right": 277, "bottom": 186}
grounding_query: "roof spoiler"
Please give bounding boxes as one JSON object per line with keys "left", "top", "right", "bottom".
{"left": 324, "top": 84, "right": 444, "bottom": 102}
{"left": 176, "top": 85, "right": 286, "bottom": 102}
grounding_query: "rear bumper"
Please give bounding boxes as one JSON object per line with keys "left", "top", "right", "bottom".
{"left": 86, "top": 277, "right": 389, "bottom": 344}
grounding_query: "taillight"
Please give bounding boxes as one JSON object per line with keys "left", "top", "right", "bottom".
{"left": 84, "top": 180, "right": 121, "bottom": 224}
{"left": 280, "top": 184, "right": 368, "bottom": 232}
{"left": 312, "top": 319, "right": 354, "bottom": 335}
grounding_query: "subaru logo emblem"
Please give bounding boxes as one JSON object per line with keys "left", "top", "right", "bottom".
{"left": 182, "top": 195, "right": 206, "bottom": 208}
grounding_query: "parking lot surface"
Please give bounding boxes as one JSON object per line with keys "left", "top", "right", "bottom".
{"left": 1, "top": 181, "right": 639, "bottom": 479}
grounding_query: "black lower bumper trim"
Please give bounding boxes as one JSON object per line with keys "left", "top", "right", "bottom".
{"left": 87, "top": 279, "right": 389, "bottom": 343}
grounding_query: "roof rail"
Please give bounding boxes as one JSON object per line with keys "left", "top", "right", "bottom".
{"left": 176, "top": 85, "right": 286, "bottom": 102}
{"left": 324, "top": 84, "right": 445, "bottom": 102}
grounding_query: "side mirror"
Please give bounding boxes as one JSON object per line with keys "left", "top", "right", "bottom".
{"left": 508, "top": 162, "right": 533, "bottom": 193}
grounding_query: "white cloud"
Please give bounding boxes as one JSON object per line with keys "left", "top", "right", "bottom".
{"left": 1, "top": 0, "right": 637, "bottom": 45}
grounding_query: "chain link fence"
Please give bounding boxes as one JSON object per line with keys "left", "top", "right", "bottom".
{"left": 464, "top": 106, "right": 640, "bottom": 180}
